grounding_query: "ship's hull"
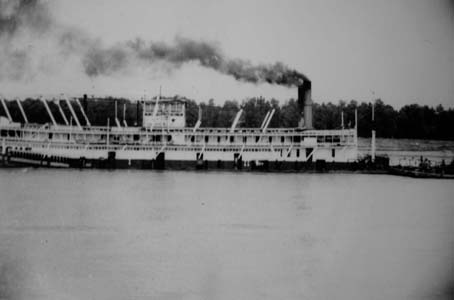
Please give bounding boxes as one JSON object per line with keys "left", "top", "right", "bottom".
{"left": 1, "top": 140, "right": 360, "bottom": 172}
{"left": 1, "top": 152, "right": 363, "bottom": 172}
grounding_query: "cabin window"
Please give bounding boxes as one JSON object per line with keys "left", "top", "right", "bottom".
{"left": 133, "top": 134, "right": 140, "bottom": 141}
{"left": 296, "top": 149, "right": 300, "bottom": 158}
{"left": 48, "top": 133, "right": 53, "bottom": 140}
{"left": 281, "top": 136, "right": 285, "bottom": 143}
{"left": 268, "top": 136, "right": 272, "bottom": 143}
{"left": 255, "top": 136, "right": 260, "bottom": 143}
{"left": 217, "top": 136, "right": 221, "bottom": 143}
{"left": 205, "top": 136, "right": 209, "bottom": 143}
{"left": 168, "top": 135, "right": 172, "bottom": 142}
{"left": 191, "top": 136, "right": 195, "bottom": 143}
{"left": 230, "top": 136, "right": 234, "bottom": 143}
{"left": 332, "top": 148, "right": 335, "bottom": 158}
{"left": 243, "top": 136, "right": 247, "bottom": 143}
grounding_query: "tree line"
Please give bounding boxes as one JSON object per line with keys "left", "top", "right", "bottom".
{"left": 1, "top": 97, "right": 453, "bottom": 140}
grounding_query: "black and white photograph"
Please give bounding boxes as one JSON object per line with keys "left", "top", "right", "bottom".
{"left": 0, "top": 0, "right": 453, "bottom": 299}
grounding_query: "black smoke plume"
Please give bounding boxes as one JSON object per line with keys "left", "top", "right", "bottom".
{"left": 0, "top": 0, "right": 50, "bottom": 80}
{"left": 0, "top": 0, "right": 309, "bottom": 86}
{"left": 0, "top": 0, "right": 51, "bottom": 37}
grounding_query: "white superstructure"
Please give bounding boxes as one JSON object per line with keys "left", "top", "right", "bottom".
{"left": 0, "top": 91, "right": 358, "bottom": 170}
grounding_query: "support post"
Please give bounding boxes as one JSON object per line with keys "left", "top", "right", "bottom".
{"left": 371, "top": 102, "right": 376, "bottom": 163}
{"left": 40, "top": 97, "right": 57, "bottom": 126}
{"left": 193, "top": 105, "right": 202, "bottom": 132}
{"left": 114, "top": 101, "right": 121, "bottom": 127}
{"left": 230, "top": 109, "right": 243, "bottom": 133}
{"left": 1, "top": 98, "right": 13, "bottom": 122}
{"left": 16, "top": 98, "right": 28, "bottom": 123}
{"left": 262, "top": 109, "right": 275, "bottom": 133}
{"left": 355, "top": 108, "right": 358, "bottom": 146}
{"left": 149, "top": 93, "right": 160, "bottom": 131}
{"left": 341, "top": 111, "right": 344, "bottom": 129}
{"left": 64, "top": 96, "right": 82, "bottom": 129}
{"left": 107, "top": 118, "right": 110, "bottom": 146}
{"left": 260, "top": 111, "right": 271, "bottom": 129}
{"left": 123, "top": 103, "right": 128, "bottom": 127}
{"left": 56, "top": 100, "right": 69, "bottom": 125}
{"left": 76, "top": 98, "right": 91, "bottom": 126}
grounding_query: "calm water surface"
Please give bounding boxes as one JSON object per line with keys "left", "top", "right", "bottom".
{"left": 0, "top": 169, "right": 453, "bottom": 300}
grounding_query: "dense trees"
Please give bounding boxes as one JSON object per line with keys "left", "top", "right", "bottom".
{"left": 1, "top": 96, "right": 453, "bottom": 140}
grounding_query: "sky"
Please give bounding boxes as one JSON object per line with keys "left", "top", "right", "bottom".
{"left": 1, "top": 0, "right": 453, "bottom": 108}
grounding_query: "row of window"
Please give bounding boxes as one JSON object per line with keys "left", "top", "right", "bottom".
{"left": 189, "top": 135, "right": 344, "bottom": 144}
{"left": 4, "top": 144, "right": 336, "bottom": 159}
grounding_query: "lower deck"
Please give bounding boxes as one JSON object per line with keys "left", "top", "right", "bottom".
{"left": 1, "top": 137, "right": 359, "bottom": 171}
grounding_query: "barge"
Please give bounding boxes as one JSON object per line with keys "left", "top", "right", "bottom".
{"left": 1, "top": 82, "right": 363, "bottom": 171}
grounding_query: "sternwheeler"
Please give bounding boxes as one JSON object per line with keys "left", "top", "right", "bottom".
{"left": 1, "top": 82, "right": 362, "bottom": 171}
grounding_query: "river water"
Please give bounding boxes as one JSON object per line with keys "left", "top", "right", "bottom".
{"left": 0, "top": 169, "right": 453, "bottom": 300}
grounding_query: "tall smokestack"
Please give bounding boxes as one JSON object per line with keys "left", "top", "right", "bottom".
{"left": 83, "top": 94, "right": 88, "bottom": 112}
{"left": 298, "top": 81, "right": 312, "bottom": 129}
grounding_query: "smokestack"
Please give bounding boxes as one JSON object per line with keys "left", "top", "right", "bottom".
{"left": 298, "top": 81, "right": 312, "bottom": 129}
{"left": 83, "top": 94, "right": 88, "bottom": 112}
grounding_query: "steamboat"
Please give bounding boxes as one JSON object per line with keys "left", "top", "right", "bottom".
{"left": 0, "top": 82, "right": 361, "bottom": 171}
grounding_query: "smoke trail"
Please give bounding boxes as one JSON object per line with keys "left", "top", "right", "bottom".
{"left": 0, "top": 0, "right": 54, "bottom": 80}
{"left": 83, "top": 37, "right": 309, "bottom": 86}
{"left": 0, "top": 0, "right": 309, "bottom": 86}
{"left": 0, "top": 0, "right": 52, "bottom": 37}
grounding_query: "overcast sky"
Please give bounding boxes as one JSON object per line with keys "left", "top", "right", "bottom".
{"left": 1, "top": 0, "right": 453, "bottom": 108}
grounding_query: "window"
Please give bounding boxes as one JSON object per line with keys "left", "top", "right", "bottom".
{"left": 332, "top": 148, "right": 335, "bottom": 158}
{"left": 281, "top": 136, "right": 284, "bottom": 143}
{"left": 296, "top": 149, "right": 300, "bottom": 158}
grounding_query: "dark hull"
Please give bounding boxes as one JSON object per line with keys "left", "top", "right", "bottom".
{"left": 8, "top": 151, "right": 452, "bottom": 178}
{"left": 1, "top": 152, "right": 385, "bottom": 173}
{"left": 388, "top": 167, "right": 454, "bottom": 179}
